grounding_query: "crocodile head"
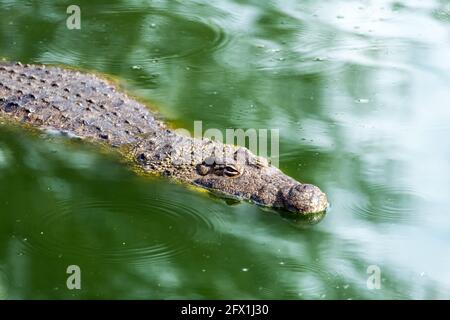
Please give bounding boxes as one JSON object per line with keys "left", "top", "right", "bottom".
{"left": 192, "top": 149, "right": 328, "bottom": 215}
{"left": 134, "top": 133, "right": 328, "bottom": 216}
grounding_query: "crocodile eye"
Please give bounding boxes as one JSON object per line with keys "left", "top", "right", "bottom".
{"left": 224, "top": 164, "right": 243, "bottom": 177}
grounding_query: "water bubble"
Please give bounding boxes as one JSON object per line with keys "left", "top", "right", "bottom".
{"left": 355, "top": 98, "right": 370, "bottom": 104}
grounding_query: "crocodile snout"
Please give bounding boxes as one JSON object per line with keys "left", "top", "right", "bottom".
{"left": 282, "top": 183, "right": 328, "bottom": 214}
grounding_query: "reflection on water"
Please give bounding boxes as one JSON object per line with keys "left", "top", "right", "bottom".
{"left": 1, "top": 0, "right": 450, "bottom": 299}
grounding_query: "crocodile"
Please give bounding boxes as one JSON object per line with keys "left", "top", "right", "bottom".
{"left": 0, "top": 61, "right": 328, "bottom": 216}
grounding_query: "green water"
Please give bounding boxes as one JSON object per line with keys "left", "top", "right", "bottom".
{"left": 1, "top": 0, "right": 450, "bottom": 299}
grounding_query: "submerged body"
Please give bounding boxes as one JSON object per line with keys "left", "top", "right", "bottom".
{"left": 0, "top": 62, "right": 328, "bottom": 215}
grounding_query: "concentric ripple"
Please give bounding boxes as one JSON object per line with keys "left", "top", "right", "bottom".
{"left": 346, "top": 184, "right": 424, "bottom": 223}
{"left": 278, "top": 261, "right": 339, "bottom": 298}
{"left": 22, "top": 190, "right": 225, "bottom": 265}
{"left": 39, "top": 8, "right": 230, "bottom": 69}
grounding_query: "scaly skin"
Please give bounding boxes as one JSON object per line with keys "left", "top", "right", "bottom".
{"left": 0, "top": 62, "right": 328, "bottom": 215}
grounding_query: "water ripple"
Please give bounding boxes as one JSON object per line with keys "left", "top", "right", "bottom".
{"left": 347, "top": 184, "right": 423, "bottom": 223}
{"left": 39, "top": 8, "right": 230, "bottom": 68}
{"left": 22, "top": 192, "right": 224, "bottom": 265}
{"left": 279, "top": 261, "right": 338, "bottom": 298}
